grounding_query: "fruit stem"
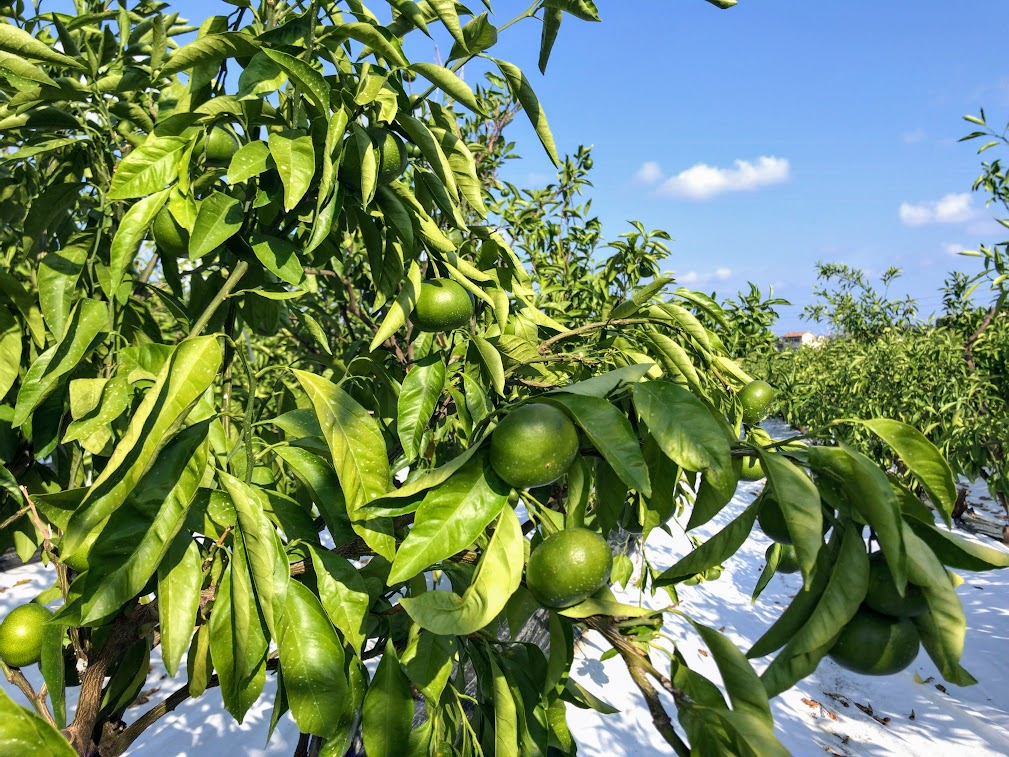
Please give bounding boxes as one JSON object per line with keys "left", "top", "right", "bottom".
{"left": 189, "top": 260, "right": 249, "bottom": 338}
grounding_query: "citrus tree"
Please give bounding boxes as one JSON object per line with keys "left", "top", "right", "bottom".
{"left": 0, "top": 2, "right": 1006, "bottom": 756}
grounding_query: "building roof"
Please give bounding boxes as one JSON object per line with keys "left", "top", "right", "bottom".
{"left": 781, "top": 331, "right": 813, "bottom": 338}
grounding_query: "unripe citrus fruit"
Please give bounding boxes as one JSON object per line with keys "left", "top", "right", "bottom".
{"left": 152, "top": 206, "right": 190, "bottom": 258}
{"left": 0, "top": 603, "right": 53, "bottom": 668}
{"left": 767, "top": 543, "right": 801, "bottom": 574}
{"left": 371, "top": 127, "right": 408, "bottom": 184}
{"left": 412, "top": 279, "right": 474, "bottom": 332}
{"left": 828, "top": 608, "right": 920, "bottom": 676}
{"left": 740, "top": 455, "right": 765, "bottom": 481}
{"left": 340, "top": 127, "right": 408, "bottom": 188}
{"left": 206, "top": 127, "right": 240, "bottom": 163}
{"left": 525, "top": 527, "right": 612, "bottom": 609}
{"left": 757, "top": 496, "right": 792, "bottom": 544}
{"left": 864, "top": 552, "right": 928, "bottom": 618}
{"left": 739, "top": 380, "right": 775, "bottom": 425}
{"left": 490, "top": 403, "right": 579, "bottom": 489}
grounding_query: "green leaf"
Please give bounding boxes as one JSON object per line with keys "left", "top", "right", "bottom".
{"left": 220, "top": 472, "right": 290, "bottom": 640}
{"left": 161, "top": 32, "right": 259, "bottom": 77}
{"left": 157, "top": 536, "right": 203, "bottom": 677}
{"left": 548, "top": 394, "right": 651, "bottom": 496}
{"left": 294, "top": 371, "right": 394, "bottom": 559}
{"left": 364, "top": 442, "right": 485, "bottom": 516}
{"left": 278, "top": 580, "right": 355, "bottom": 739}
{"left": 904, "top": 524, "right": 976, "bottom": 685}
{"left": 261, "top": 48, "right": 331, "bottom": 114}
{"left": 632, "top": 381, "right": 730, "bottom": 473}
{"left": 39, "top": 621, "right": 66, "bottom": 728}
{"left": 716, "top": 709, "right": 789, "bottom": 757}
{"left": 0, "top": 688, "right": 76, "bottom": 756}
{"left": 38, "top": 238, "right": 89, "bottom": 341}
{"left": 362, "top": 641, "right": 414, "bottom": 757}
{"left": 249, "top": 232, "right": 304, "bottom": 286}
{"left": 106, "top": 188, "right": 171, "bottom": 300}
{"left": 400, "top": 506, "right": 523, "bottom": 635}
{"left": 493, "top": 58, "right": 559, "bottom": 168}
{"left": 60, "top": 337, "right": 223, "bottom": 563}
{"left": 306, "top": 544, "right": 370, "bottom": 655}
{"left": 543, "top": 0, "right": 601, "bottom": 22}
{"left": 556, "top": 585, "right": 652, "bottom": 619}
{"left": 760, "top": 526, "right": 868, "bottom": 697}
{"left": 537, "top": 8, "right": 563, "bottom": 74}
{"left": 63, "top": 375, "right": 131, "bottom": 454}
{"left": 851, "top": 418, "right": 957, "bottom": 527}
{"left": 0, "top": 23, "right": 83, "bottom": 70}
{"left": 0, "top": 51, "right": 56, "bottom": 87}
{"left": 654, "top": 501, "right": 759, "bottom": 586}
{"left": 268, "top": 131, "right": 315, "bottom": 212}
{"left": 273, "top": 445, "right": 354, "bottom": 543}
{"left": 209, "top": 537, "right": 269, "bottom": 723}
{"left": 808, "top": 444, "right": 907, "bottom": 593}
{"left": 395, "top": 114, "right": 458, "bottom": 201}
{"left": 409, "top": 63, "right": 484, "bottom": 115}
{"left": 0, "top": 307, "right": 23, "bottom": 401}
{"left": 108, "top": 136, "right": 190, "bottom": 199}
{"left": 427, "top": 0, "right": 466, "bottom": 46}
{"left": 685, "top": 618, "right": 772, "bottom": 725}
{"left": 326, "top": 22, "right": 409, "bottom": 68}
{"left": 548, "top": 363, "right": 653, "bottom": 398}
{"left": 397, "top": 354, "right": 446, "bottom": 461}
{"left": 402, "top": 631, "right": 456, "bottom": 702}
{"left": 189, "top": 191, "right": 243, "bottom": 259}
{"left": 747, "top": 536, "right": 841, "bottom": 659}
{"left": 906, "top": 517, "right": 1009, "bottom": 570}
{"left": 64, "top": 422, "right": 209, "bottom": 626}
{"left": 227, "top": 140, "right": 273, "bottom": 184}
{"left": 13, "top": 298, "right": 107, "bottom": 427}
{"left": 758, "top": 451, "right": 823, "bottom": 587}
{"left": 489, "top": 655, "right": 520, "bottom": 757}
{"left": 389, "top": 450, "right": 510, "bottom": 584}
{"left": 473, "top": 336, "right": 505, "bottom": 396}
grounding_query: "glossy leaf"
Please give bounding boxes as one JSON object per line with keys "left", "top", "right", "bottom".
{"left": 268, "top": 131, "right": 315, "bottom": 211}
{"left": 278, "top": 580, "right": 354, "bottom": 739}
{"left": 209, "top": 538, "right": 269, "bottom": 723}
{"left": 61, "top": 337, "right": 223, "bottom": 562}
{"left": 189, "top": 191, "right": 243, "bottom": 259}
{"left": 157, "top": 536, "right": 203, "bottom": 677}
{"left": 0, "top": 307, "right": 22, "bottom": 401}
{"left": 760, "top": 526, "right": 868, "bottom": 697}
{"left": 632, "top": 381, "right": 730, "bottom": 473}
{"left": 306, "top": 544, "right": 370, "bottom": 656}
{"left": 0, "top": 22, "right": 83, "bottom": 69}
{"left": 294, "top": 370, "right": 394, "bottom": 559}
{"left": 400, "top": 506, "right": 523, "bottom": 635}
{"left": 654, "top": 501, "right": 759, "bottom": 586}
{"left": 397, "top": 354, "right": 446, "bottom": 461}
{"left": 853, "top": 418, "right": 957, "bottom": 527}
{"left": 106, "top": 188, "right": 171, "bottom": 298}
{"left": 493, "top": 58, "right": 559, "bottom": 167}
{"left": 220, "top": 472, "right": 290, "bottom": 640}
{"left": 65, "top": 421, "right": 209, "bottom": 625}
{"left": 548, "top": 393, "right": 651, "bottom": 496}
{"left": 389, "top": 450, "right": 510, "bottom": 584}
{"left": 249, "top": 233, "right": 304, "bottom": 286}
{"left": 362, "top": 641, "right": 414, "bottom": 757}
{"left": 0, "top": 689, "right": 76, "bottom": 756}
{"left": 758, "top": 451, "right": 823, "bottom": 587}
{"left": 38, "top": 238, "right": 88, "bottom": 340}
{"left": 108, "top": 135, "right": 190, "bottom": 199}
{"left": 13, "top": 298, "right": 107, "bottom": 427}
{"left": 808, "top": 444, "right": 907, "bottom": 593}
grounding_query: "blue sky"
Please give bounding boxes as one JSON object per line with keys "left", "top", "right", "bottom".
{"left": 170, "top": 0, "right": 1009, "bottom": 331}
{"left": 476, "top": 1, "right": 1009, "bottom": 331}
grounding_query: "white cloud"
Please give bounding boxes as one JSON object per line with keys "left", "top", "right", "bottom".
{"left": 899, "top": 193, "right": 976, "bottom": 226}
{"left": 649, "top": 156, "right": 790, "bottom": 200}
{"left": 634, "top": 161, "right": 664, "bottom": 185}
{"left": 678, "top": 267, "right": 733, "bottom": 285}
